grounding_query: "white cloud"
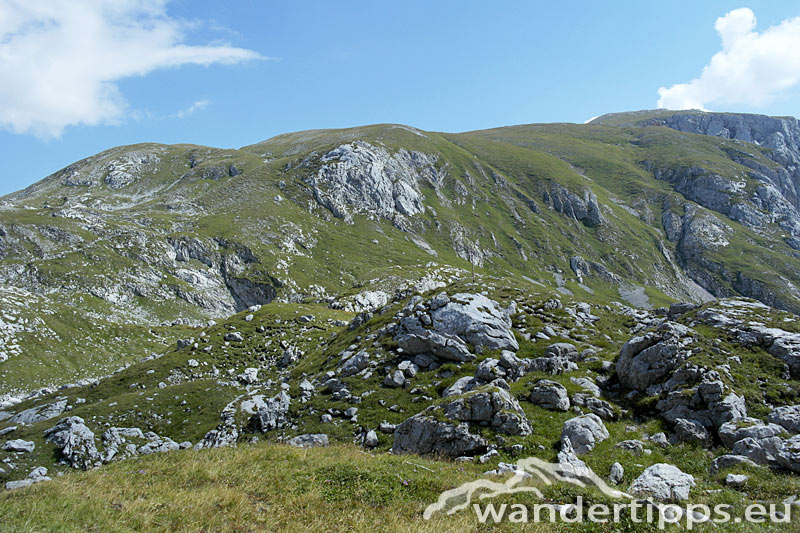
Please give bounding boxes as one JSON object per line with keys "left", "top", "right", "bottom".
{"left": 657, "top": 8, "right": 800, "bottom": 110}
{"left": 174, "top": 99, "right": 210, "bottom": 119}
{"left": 0, "top": 0, "right": 262, "bottom": 138}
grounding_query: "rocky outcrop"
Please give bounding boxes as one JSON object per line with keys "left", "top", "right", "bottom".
{"left": 44, "top": 416, "right": 101, "bottom": 470}
{"left": 392, "top": 386, "right": 530, "bottom": 457}
{"left": 543, "top": 183, "right": 605, "bottom": 227}
{"left": 247, "top": 392, "right": 292, "bottom": 433}
{"left": 616, "top": 321, "right": 694, "bottom": 392}
{"left": 392, "top": 416, "right": 487, "bottom": 457}
{"left": 393, "top": 292, "right": 517, "bottom": 363}
{"left": 310, "top": 141, "right": 439, "bottom": 227}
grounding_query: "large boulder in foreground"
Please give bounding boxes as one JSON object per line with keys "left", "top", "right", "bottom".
{"left": 394, "top": 292, "right": 517, "bottom": 362}
{"left": 392, "top": 416, "right": 487, "bottom": 457}
{"left": 629, "top": 464, "right": 695, "bottom": 502}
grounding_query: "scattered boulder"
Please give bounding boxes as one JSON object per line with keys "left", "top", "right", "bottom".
{"left": 442, "top": 376, "right": 482, "bottom": 398}
{"left": 288, "top": 434, "right": 329, "bottom": 448}
{"left": 238, "top": 367, "right": 259, "bottom": 385}
{"left": 731, "top": 436, "right": 784, "bottom": 466}
{"left": 384, "top": 370, "right": 406, "bottom": 388}
{"left": 394, "top": 292, "right": 517, "bottom": 363}
{"left": 529, "top": 380, "right": 570, "bottom": 411}
{"left": 4, "top": 467, "right": 50, "bottom": 491}
{"left": 363, "top": 430, "right": 379, "bottom": 448}
{"left": 609, "top": 462, "right": 624, "bottom": 485}
{"left": 726, "top": 474, "right": 749, "bottom": 488}
{"left": 674, "top": 418, "right": 711, "bottom": 445}
{"left": 572, "top": 393, "right": 616, "bottom": 420}
{"left": 224, "top": 331, "right": 244, "bottom": 342}
{"left": 629, "top": 464, "right": 695, "bottom": 502}
{"left": 560, "top": 414, "right": 609, "bottom": 455}
{"left": 544, "top": 343, "right": 579, "bottom": 360}
{"left": 778, "top": 435, "right": 800, "bottom": 473}
{"left": 10, "top": 400, "right": 68, "bottom": 425}
{"left": 710, "top": 454, "right": 758, "bottom": 475}
{"left": 2, "top": 439, "right": 34, "bottom": 453}
{"left": 441, "top": 387, "right": 532, "bottom": 436}
{"left": 339, "top": 350, "right": 370, "bottom": 377}
{"left": 769, "top": 405, "right": 800, "bottom": 434}
{"left": 718, "top": 418, "right": 785, "bottom": 449}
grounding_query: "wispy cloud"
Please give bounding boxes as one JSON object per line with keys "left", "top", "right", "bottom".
{"left": 174, "top": 99, "right": 211, "bottom": 119}
{"left": 0, "top": 0, "right": 262, "bottom": 139}
{"left": 658, "top": 8, "right": 800, "bottom": 110}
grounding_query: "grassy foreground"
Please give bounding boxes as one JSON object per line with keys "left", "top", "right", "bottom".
{"left": 0, "top": 442, "right": 797, "bottom": 532}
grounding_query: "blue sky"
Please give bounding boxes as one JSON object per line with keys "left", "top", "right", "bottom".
{"left": 1, "top": 0, "right": 800, "bottom": 195}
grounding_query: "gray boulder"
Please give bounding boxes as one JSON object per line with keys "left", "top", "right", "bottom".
{"left": 10, "top": 400, "right": 68, "bottom": 425}
{"left": 5, "top": 467, "right": 50, "bottom": 491}
{"left": 363, "top": 430, "right": 379, "bottom": 448}
{"left": 442, "top": 376, "right": 482, "bottom": 398}
{"left": 731, "top": 436, "right": 784, "bottom": 466}
{"left": 630, "top": 464, "right": 695, "bottom": 502}
{"left": 556, "top": 437, "right": 592, "bottom": 480}
{"left": 769, "top": 405, "right": 800, "bottom": 434}
{"left": 394, "top": 292, "right": 518, "bottom": 362}
{"left": 529, "top": 380, "right": 570, "bottom": 411}
{"left": 339, "top": 350, "right": 370, "bottom": 377}
{"left": 560, "top": 414, "right": 609, "bottom": 455}
{"left": 288, "top": 434, "right": 329, "bottom": 448}
{"left": 571, "top": 393, "right": 616, "bottom": 420}
{"left": 441, "top": 387, "right": 532, "bottom": 435}
{"left": 616, "top": 322, "right": 693, "bottom": 391}
{"left": 44, "top": 416, "right": 101, "bottom": 470}
{"left": 2, "top": 439, "right": 34, "bottom": 453}
{"left": 609, "top": 462, "right": 624, "bottom": 485}
{"left": 392, "top": 416, "right": 487, "bottom": 457}
{"left": 384, "top": 370, "right": 406, "bottom": 388}
{"left": 718, "top": 418, "right": 785, "bottom": 449}
{"left": 138, "top": 433, "right": 180, "bottom": 455}
{"left": 710, "top": 454, "right": 758, "bottom": 475}
{"left": 778, "top": 435, "right": 800, "bottom": 473}
{"left": 674, "top": 418, "right": 710, "bottom": 445}
{"left": 544, "top": 343, "right": 579, "bottom": 360}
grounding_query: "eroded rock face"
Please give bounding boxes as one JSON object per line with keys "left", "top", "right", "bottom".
{"left": 543, "top": 183, "right": 605, "bottom": 227}
{"left": 44, "top": 416, "right": 101, "bottom": 470}
{"left": 310, "top": 141, "right": 438, "bottom": 227}
{"left": 629, "top": 463, "right": 695, "bottom": 502}
{"left": 394, "top": 292, "right": 517, "bottom": 362}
